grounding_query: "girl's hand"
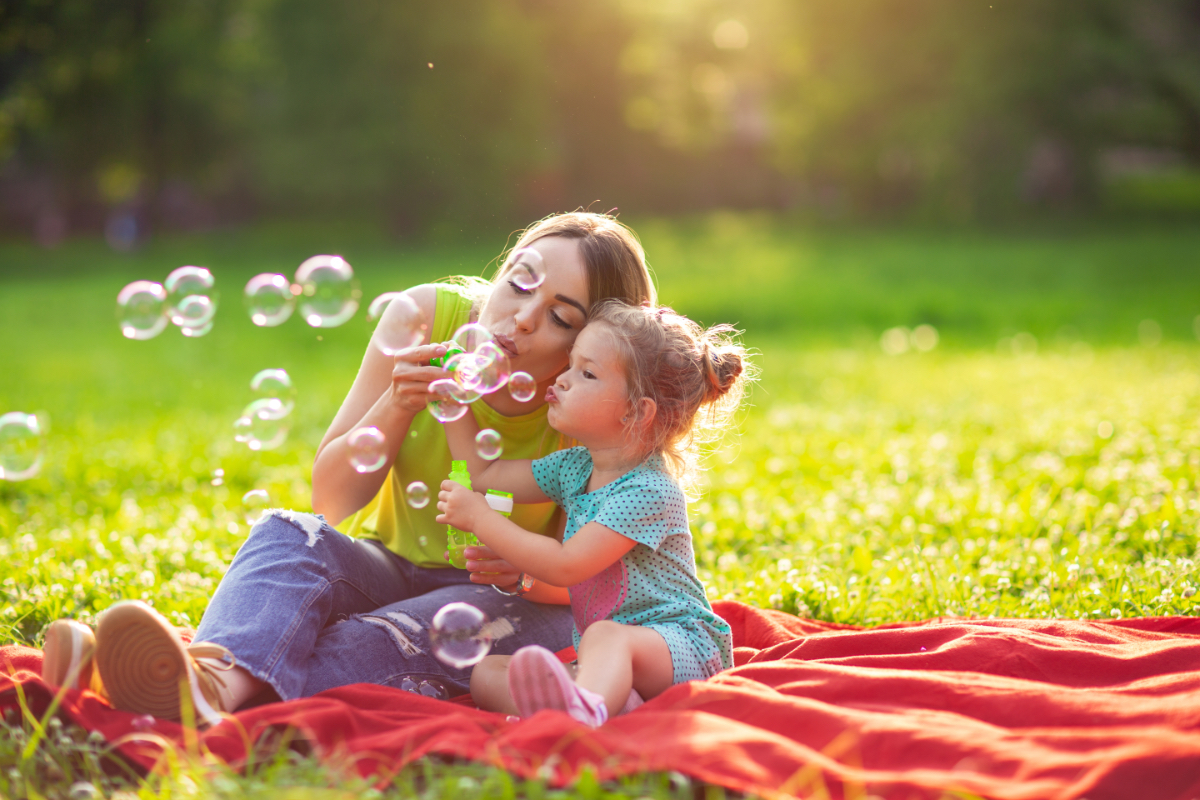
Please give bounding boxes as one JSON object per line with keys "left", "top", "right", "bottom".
{"left": 389, "top": 342, "right": 451, "bottom": 414}
{"left": 435, "top": 480, "right": 490, "bottom": 532}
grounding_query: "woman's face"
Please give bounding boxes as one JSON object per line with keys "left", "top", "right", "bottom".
{"left": 477, "top": 235, "right": 589, "bottom": 385}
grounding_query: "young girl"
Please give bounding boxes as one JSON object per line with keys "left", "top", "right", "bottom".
{"left": 436, "top": 300, "right": 749, "bottom": 726}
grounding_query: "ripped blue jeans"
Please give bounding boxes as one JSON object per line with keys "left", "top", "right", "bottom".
{"left": 193, "top": 510, "right": 574, "bottom": 702}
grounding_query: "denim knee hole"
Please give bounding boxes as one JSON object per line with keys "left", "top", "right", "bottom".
{"left": 260, "top": 509, "right": 326, "bottom": 547}
{"left": 359, "top": 612, "right": 426, "bottom": 657}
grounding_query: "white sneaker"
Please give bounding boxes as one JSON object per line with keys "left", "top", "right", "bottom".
{"left": 94, "top": 600, "right": 234, "bottom": 727}
{"left": 508, "top": 645, "right": 608, "bottom": 728}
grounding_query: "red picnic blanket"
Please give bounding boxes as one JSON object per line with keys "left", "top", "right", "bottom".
{"left": 4, "top": 601, "right": 1200, "bottom": 800}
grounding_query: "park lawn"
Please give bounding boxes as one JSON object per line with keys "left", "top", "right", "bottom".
{"left": 2, "top": 215, "right": 1200, "bottom": 798}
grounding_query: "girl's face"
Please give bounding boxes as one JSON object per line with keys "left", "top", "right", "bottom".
{"left": 545, "top": 322, "right": 631, "bottom": 446}
{"left": 477, "top": 236, "right": 589, "bottom": 386}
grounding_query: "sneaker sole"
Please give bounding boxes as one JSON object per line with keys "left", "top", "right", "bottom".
{"left": 95, "top": 602, "right": 190, "bottom": 721}
{"left": 508, "top": 646, "right": 576, "bottom": 718}
{"left": 42, "top": 620, "right": 94, "bottom": 690}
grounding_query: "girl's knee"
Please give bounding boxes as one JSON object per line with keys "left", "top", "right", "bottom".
{"left": 579, "top": 619, "right": 625, "bottom": 644}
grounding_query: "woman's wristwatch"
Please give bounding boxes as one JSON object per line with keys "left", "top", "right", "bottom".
{"left": 493, "top": 572, "right": 535, "bottom": 597}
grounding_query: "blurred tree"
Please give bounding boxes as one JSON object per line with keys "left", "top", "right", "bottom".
{"left": 2, "top": 0, "right": 1199, "bottom": 236}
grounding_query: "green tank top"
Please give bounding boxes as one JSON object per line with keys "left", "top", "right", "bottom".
{"left": 339, "top": 282, "right": 567, "bottom": 567}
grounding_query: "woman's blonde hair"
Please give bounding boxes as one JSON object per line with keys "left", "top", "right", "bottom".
{"left": 587, "top": 300, "right": 753, "bottom": 482}
{"left": 496, "top": 212, "right": 657, "bottom": 309}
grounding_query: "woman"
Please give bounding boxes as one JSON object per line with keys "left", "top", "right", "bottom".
{"left": 42, "top": 212, "right": 657, "bottom": 726}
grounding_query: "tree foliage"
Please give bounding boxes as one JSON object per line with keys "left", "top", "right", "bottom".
{"left": 2, "top": 0, "right": 1199, "bottom": 232}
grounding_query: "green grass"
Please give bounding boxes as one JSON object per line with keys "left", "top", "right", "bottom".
{"left": 2, "top": 214, "right": 1200, "bottom": 798}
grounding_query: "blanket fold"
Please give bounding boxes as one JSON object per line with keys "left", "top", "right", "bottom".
{"left": 4, "top": 602, "right": 1200, "bottom": 800}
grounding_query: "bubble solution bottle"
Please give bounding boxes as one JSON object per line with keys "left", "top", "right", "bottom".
{"left": 444, "top": 459, "right": 514, "bottom": 568}
{"left": 430, "top": 342, "right": 466, "bottom": 369}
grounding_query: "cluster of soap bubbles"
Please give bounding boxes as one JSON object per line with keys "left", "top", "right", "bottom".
{"left": 0, "top": 412, "right": 45, "bottom": 481}
{"left": 430, "top": 602, "right": 493, "bottom": 669}
{"left": 426, "top": 323, "right": 539, "bottom": 454}
{"left": 234, "top": 369, "right": 296, "bottom": 451}
{"left": 244, "top": 255, "right": 363, "bottom": 329}
{"left": 117, "top": 266, "right": 218, "bottom": 340}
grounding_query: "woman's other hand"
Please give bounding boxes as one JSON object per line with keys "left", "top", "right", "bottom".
{"left": 462, "top": 545, "right": 523, "bottom": 586}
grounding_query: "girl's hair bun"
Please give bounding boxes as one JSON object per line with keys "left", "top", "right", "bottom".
{"left": 703, "top": 339, "right": 745, "bottom": 404}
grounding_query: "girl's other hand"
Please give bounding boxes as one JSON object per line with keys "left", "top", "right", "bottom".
{"left": 463, "top": 544, "right": 523, "bottom": 586}
{"left": 389, "top": 342, "right": 449, "bottom": 414}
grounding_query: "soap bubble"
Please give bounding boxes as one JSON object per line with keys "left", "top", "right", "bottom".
{"left": 475, "top": 429, "right": 503, "bottom": 461}
{"left": 430, "top": 602, "right": 492, "bottom": 669}
{"left": 347, "top": 426, "right": 387, "bottom": 473}
{"left": 250, "top": 369, "right": 296, "bottom": 416}
{"left": 416, "top": 679, "right": 448, "bottom": 700}
{"left": 178, "top": 316, "right": 213, "bottom": 338}
{"left": 234, "top": 398, "right": 289, "bottom": 451}
{"left": 367, "top": 292, "right": 427, "bottom": 355}
{"left": 406, "top": 481, "right": 430, "bottom": 508}
{"left": 165, "top": 266, "right": 218, "bottom": 330}
{"left": 508, "top": 247, "right": 545, "bottom": 291}
{"left": 130, "top": 715, "right": 155, "bottom": 731}
{"left": 427, "top": 379, "right": 472, "bottom": 423}
{"left": 116, "top": 281, "right": 169, "bottom": 340}
{"left": 451, "top": 322, "right": 493, "bottom": 354}
{"left": 172, "top": 294, "right": 216, "bottom": 335}
{"left": 508, "top": 371, "right": 537, "bottom": 403}
{"left": 398, "top": 675, "right": 420, "bottom": 693}
{"left": 241, "top": 489, "right": 271, "bottom": 524}
{"left": 244, "top": 273, "right": 297, "bottom": 327}
{"left": 443, "top": 351, "right": 488, "bottom": 392}
{"left": 0, "top": 412, "right": 43, "bottom": 481}
{"left": 295, "top": 255, "right": 361, "bottom": 328}
{"left": 471, "top": 341, "right": 511, "bottom": 394}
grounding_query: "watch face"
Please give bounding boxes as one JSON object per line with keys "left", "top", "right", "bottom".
{"left": 520, "top": 573, "right": 535, "bottom": 591}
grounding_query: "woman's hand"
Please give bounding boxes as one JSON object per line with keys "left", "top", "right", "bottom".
{"left": 461, "top": 544, "right": 523, "bottom": 586}
{"left": 388, "top": 342, "right": 450, "bottom": 414}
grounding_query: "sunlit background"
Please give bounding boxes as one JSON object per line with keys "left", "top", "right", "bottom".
{"left": 3, "top": 0, "right": 1200, "bottom": 241}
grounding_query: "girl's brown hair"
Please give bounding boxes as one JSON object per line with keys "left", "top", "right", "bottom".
{"left": 496, "top": 212, "right": 657, "bottom": 309}
{"left": 588, "top": 300, "right": 753, "bottom": 482}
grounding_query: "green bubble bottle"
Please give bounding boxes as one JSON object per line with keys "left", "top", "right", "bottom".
{"left": 445, "top": 460, "right": 474, "bottom": 568}
{"left": 430, "top": 342, "right": 465, "bottom": 369}
{"left": 445, "top": 461, "right": 515, "bottom": 568}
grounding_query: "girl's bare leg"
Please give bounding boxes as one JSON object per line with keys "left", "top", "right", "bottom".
{"left": 574, "top": 620, "right": 673, "bottom": 715}
{"left": 470, "top": 654, "right": 517, "bottom": 713}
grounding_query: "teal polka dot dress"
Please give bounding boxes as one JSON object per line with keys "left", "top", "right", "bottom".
{"left": 532, "top": 447, "right": 733, "bottom": 684}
